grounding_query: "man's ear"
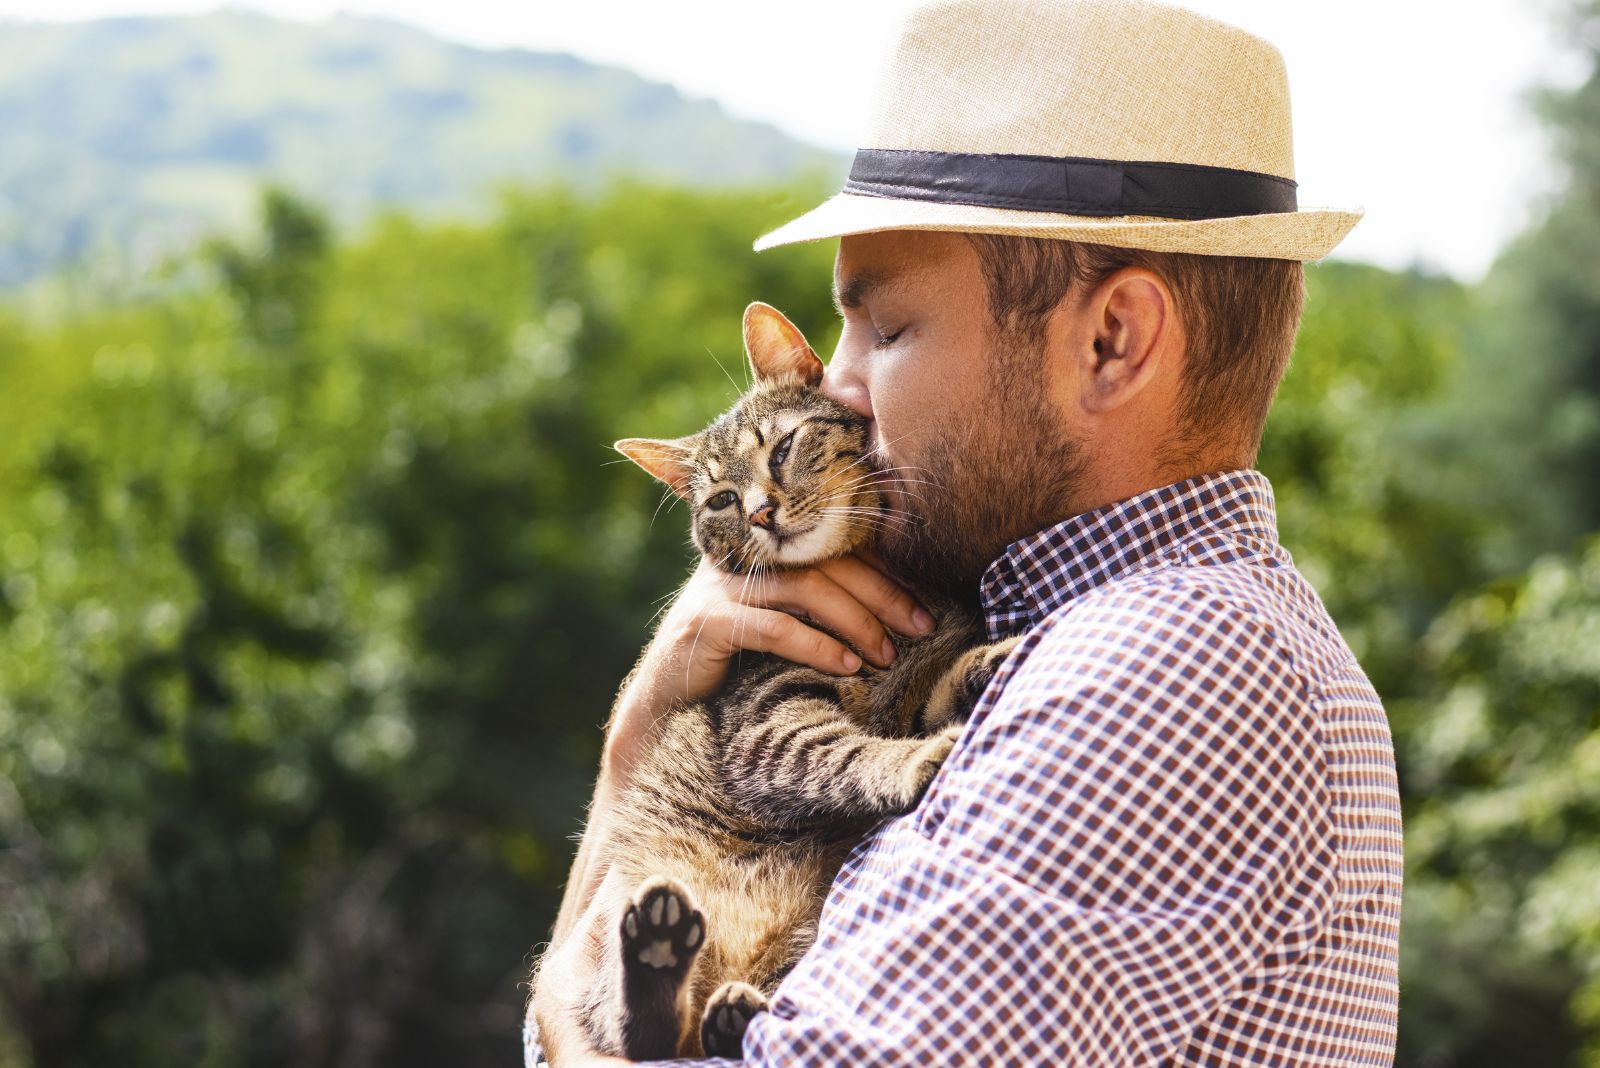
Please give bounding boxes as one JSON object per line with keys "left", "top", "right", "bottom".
{"left": 614, "top": 435, "right": 700, "bottom": 499}
{"left": 744, "top": 301, "right": 824, "bottom": 385}
{"left": 1079, "top": 268, "right": 1175, "bottom": 413}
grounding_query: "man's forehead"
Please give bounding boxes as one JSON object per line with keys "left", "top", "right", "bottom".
{"left": 832, "top": 242, "right": 945, "bottom": 312}
{"left": 831, "top": 266, "right": 910, "bottom": 313}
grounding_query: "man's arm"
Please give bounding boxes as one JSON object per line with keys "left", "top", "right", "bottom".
{"left": 620, "top": 582, "right": 1337, "bottom": 1067}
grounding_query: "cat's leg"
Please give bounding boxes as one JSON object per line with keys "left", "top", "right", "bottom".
{"left": 725, "top": 637, "right": 1023, "bottom": 825}
{"left": 723, "top": 696, "right": 963, "bottom": 824}
{"left": 610, "top": 875, "right": 707, "bottom": 1060}
{"left": 918, "top": 635, "right": 1024, "bottom": 733}
{"left": 700, "top": 981, "right": 769, "bottom": 1059}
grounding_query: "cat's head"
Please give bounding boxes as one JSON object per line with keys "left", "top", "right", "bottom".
{"left": 616, "top": 302, "right": 882, "bottom": 574}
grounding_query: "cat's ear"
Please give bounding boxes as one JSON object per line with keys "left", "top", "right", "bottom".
{"left": 614, "top": 436, "right": 700, "bottom": 499}
{"left": 743, "top": 301, "right": 824, "bottom": 386}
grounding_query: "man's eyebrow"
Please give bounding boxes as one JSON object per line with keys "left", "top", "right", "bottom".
{"left": 831, "top": 269, "right": 904, "bottom": 315}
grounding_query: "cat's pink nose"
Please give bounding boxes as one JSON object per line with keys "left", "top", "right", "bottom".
{"left": 748, "top": 501, "right": 777, "bottom": 529}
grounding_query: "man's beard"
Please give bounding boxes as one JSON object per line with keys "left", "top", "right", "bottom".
{"left": 874, "top": 347, "right": 1090, "bottom": 605}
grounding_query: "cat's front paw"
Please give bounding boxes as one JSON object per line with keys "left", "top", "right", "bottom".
{"left": 893, "top": 726, "right": 959, "bottom": 807}
{"left": 701, "top": 981, "right": 768, "bottom": 1058}
{"left": 621, "top": 876, "right": 705, "bottom": 978}
{"left": 922, "top": 635, "right": 1024, "bottom": 731}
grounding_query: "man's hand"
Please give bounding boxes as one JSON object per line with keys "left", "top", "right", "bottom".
{"left": 601, "top": 550, "right": 933, "bottom": 785}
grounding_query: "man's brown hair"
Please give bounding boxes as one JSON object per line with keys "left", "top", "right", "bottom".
{"left": 962, "top": 234, "right": 1306, "bottom": 465}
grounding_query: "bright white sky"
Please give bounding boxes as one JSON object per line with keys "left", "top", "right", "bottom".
{"left": 0, "top": 0, "right": 1584, "bottom": 280}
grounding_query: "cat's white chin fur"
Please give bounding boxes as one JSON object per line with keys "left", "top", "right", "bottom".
{"left": 756, "top": 521, "right": 847, "bottom": 569}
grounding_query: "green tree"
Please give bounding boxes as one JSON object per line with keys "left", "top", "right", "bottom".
{"left": 0, "top": 178, "right": 836, "bottom": 1067}
{"left": 1359, "top": 4, "right": 1600, "bottom": 1061}
{"left": 1437, "top": 0, "right": 1600, "bottom": 571}
{"left": 1260, "top": 261, "right": 1481, "bottom": 700}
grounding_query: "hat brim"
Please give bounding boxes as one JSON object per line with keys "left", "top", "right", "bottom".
{"left": 753, "top": 191, "right": 1361, "bottom": 261}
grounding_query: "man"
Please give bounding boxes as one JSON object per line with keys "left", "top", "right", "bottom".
{"left": 528, "top": 0, "right": 1403, "bottom": 1064}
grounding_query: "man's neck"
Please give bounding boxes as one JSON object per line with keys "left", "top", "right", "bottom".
{"left": 1070, "top": 441, "right": 1250, "bottom": 517}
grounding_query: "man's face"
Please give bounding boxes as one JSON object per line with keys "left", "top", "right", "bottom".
{"left": 820, "top": 230, "right": 1088, "bottom": 602}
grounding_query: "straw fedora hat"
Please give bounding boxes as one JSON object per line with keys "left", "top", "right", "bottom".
{"left": 753, "top": 0, "right": 1360, "bottom": 261}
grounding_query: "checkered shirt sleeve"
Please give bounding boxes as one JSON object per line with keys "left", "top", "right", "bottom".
{"left": 526, "top": 470, "right": 1403, "bottom": 1067}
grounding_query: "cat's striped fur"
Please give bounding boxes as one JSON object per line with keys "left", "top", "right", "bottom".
{"left": 528, "top": 302, "right": 1018, "bottom": 1062}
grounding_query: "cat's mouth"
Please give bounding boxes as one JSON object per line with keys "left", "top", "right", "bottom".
{"left": 750, "top": 519, "right": 834, "bottom": 567}
{"left": 753, "top": 520, "right": 810, "bottom": 548}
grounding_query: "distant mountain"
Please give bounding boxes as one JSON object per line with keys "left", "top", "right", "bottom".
{"left": 0, "top": 9, "right": 847, "bottom": 288}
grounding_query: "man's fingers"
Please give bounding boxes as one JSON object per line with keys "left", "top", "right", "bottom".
{"left": 690, "top": 552, "right": 931, "bottom": 673}
{"left": 819, "top": 555, "right": 934, "bottom": 638}
{"left": 851, "top": 545, "right": 897, "bottom": 576}
{"left": 762, "top": 568, "right": 903, "bottom": 668}
{"left": 744, "top": 607, "right": 862, "bottom": 675}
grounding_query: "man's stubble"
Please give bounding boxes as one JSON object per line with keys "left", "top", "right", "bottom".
{"left": 875, "top": 330, "right": 1090, "bottom": 606}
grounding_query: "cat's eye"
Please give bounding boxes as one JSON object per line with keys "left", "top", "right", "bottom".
{"left": 705, "top": 490, "right": 738, "bottom": 510}
{"left": 770, "top": 429, "right": 797, "bottom": 467}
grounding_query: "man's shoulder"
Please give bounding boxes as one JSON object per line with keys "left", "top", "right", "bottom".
{"left": 1014, "top": 553, "right": 1362, "bottom": 703}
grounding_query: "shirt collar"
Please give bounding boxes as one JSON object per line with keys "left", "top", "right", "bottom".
{"left": 978, "top": 468, "right": 1280, "bottom": 639}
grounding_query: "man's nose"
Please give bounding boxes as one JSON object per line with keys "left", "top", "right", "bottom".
{"left": 820, "top": 347, "right": 872, "bottom": 420}
{"left": 748, "top": 499, "right": 777, "bottom": 528}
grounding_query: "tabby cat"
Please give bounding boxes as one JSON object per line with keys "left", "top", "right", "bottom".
{"left": 527, "top": 301, "right": 1018, "bottom": 1063}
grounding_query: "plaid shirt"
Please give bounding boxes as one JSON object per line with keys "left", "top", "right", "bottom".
{"left": 527, "top": 468, "right": 1403, "bottom": 1067}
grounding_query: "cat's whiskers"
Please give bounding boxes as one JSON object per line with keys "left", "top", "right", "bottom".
{"left": 853, "top": 440, "right": 944, "bottom": 485}
{"left": 856, "top": 462, "right": 941, "bottom": 483}
{"left": 816, "top": 453, "right": 946, "bottom": 506}
{"left": 817, "top": 505, "right": 918, "bottom": 533}
{"left": 731, "top": 562, "right": 772, "bottom": 659}
{"left": 800, "top": 499, "right": 916, "bottom": 528}
{"left": 866, "top": 425, "right": 932, "bottom": 464}
{"left": 682, "top": 543, "right": 745, "bottom": 692}
{"left": 732, "top": 564, "right": 756, "bottom": 651}
{"left": 854, "top": 462, "right": 945, "bottom": 495}
{"left": 793, "top": 464, "right": 876, "bottom": 503}
{"left": 812, "top": 476, "right": 928, "bottom": 502}
{"left": 645, "top": 574, "right": 693, "bottom": 631}
{"left": 803, "top": 484, "right": 920, "bottom": 517}
{"left": 704, "top": 345, "right": 747, "bottom": 400}
{"left": 649, "top": 484, "right": 683, "bottom": 530}
{"left": 806, "top": 486, "right": 926, "bottom": 524}
{"left": 801, "top": 473, "right": 884, "bottom": 501}
{"left": 786, "top": 463, "right": 891, "bottom": 516}
{"left": 741, "top": 562, "right": 783, "bottom": 661}
{"left": 813, "top": 495, "right": 920, "bottom": 518}
{"left": 779, "top": 462, "right": 930, "bottom": 548}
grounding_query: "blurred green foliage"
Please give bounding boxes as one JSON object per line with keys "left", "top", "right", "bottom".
{"left": 1430, "top": 1, "right": 1600, "bottom": 573}
{"left": 0, "top": 178, "right": 839, "bottom": 1066}
{"left": 1398, "top": 540, "right": 1600, "bottom": 1068}
{"left": 1383, "top": 3, "right": 1600, "bottom": 1064}
{"left": 0, "top": 173, "right": 1594, "bottom": 1066}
